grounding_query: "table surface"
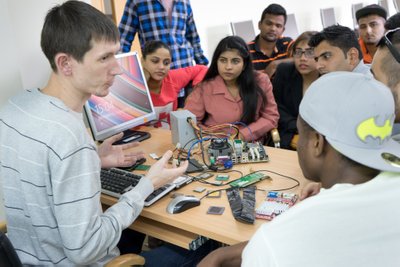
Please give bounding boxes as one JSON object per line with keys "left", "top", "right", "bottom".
{"left": 101, "top": 127, "right": 309, "bottom": 249}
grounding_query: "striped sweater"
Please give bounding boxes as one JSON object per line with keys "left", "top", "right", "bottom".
{"left": 0, "top": 88, "right": 153, "bottom": 266}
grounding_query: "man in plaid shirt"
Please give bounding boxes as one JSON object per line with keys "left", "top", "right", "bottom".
{"left": 119, "top": 0, "right": 208, "bottom": 69}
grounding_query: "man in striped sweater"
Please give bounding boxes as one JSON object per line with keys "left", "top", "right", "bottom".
{"left": 0, "top": 1, "right": 187, "bottom": 265}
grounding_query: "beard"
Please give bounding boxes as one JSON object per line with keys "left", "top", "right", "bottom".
{"left": 364, "top": 38, "right": 379, "bottom": 45}
{"left": 261, "top": 33, "right": 278, "bottom": 43}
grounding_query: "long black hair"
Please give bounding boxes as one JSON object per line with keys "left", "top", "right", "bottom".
{"left": 203, "top": 36, "right": 266, "bottom": 124}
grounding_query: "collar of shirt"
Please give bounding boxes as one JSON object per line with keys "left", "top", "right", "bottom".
{"left": 209, "top": 76, "right": 242, "bottom": 102}
{"left": 252, "top": 35, "right": 279, "bottom": 54}
{"left": 358, "top": 38, "right": 373, "bottom": 64}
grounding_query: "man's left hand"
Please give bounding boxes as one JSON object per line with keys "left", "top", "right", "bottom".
{"left": 98, "top": 132, "right": 145, "bottom": 169}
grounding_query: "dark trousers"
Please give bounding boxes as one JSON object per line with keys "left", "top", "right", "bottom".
{"left": 141, "top": 240, "right": 219, "bottom": 267}
{"left": 117, "top": 228, "right": 146, "bottom": 254}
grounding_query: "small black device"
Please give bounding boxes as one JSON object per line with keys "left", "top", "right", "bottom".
{"left": 185, "top": 158, "right": 206, "bottom": 173}
{"left": 117, "top": 158, "right": 147, "bottom": 172}
{"left": 208, "top": 138, "right": 232, "bottom": 159}
{"left": 112, "top": 130, "right": 150, "bottom": 145}
{"left": 207, "top": 206, "right": 225, "bottom": 215}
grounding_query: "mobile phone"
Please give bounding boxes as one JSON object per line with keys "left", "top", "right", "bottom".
{"left": 117, "top": 158, "right": 147, "bottom": 171}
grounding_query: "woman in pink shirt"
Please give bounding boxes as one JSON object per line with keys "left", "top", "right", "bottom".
{"left": 184, "top": 36, "right": 279, "bottom": 142}
{"left": 142, "top": 40, "right": 207, "bottom": 128}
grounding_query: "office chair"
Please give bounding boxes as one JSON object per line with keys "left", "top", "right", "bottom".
{"left": 0, "top": 222, "right": 21, "bottom": 267}
{"left": 0, "top": 221, "right": 145, "bottom": 267}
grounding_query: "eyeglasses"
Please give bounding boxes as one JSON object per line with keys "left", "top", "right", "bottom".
{"left": 293, "top": 49, "right": 314, "bottom": 58}
{"left": 379, "top": 27, "right": 400, "bottom": 64}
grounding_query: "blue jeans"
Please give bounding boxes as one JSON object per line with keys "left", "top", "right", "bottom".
{"left": 141, "top": 240, "right": 219, "bottom": 267}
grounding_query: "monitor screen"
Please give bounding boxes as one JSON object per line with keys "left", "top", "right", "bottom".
{"left": 84, "top": 52, "right": 156, "bottom": 141}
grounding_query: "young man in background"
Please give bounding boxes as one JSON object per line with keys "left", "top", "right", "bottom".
{"left": 309, "top": 25, "right": 370, "bottom": 75}
{"left": 356, "top": 4, "right": 387, "bottom": 64}
{"left": 248, "top": 3, "right": 293, "bottom": 78}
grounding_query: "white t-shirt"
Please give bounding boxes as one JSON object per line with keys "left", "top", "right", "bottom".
{"left": 242, "top": 172, "right": 400, "bottom": 267}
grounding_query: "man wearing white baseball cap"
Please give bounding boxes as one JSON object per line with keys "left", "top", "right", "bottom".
{"left": 198, "top": 72, "right": 400, "bottom": 267}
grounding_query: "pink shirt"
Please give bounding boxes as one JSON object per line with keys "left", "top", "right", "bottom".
{"left": 184, "top": 72, "right": 279, "bottom": 141}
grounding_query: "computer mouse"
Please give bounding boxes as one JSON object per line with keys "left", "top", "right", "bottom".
{"left": 166, "top": 195, "right": 201, "bottom": 214}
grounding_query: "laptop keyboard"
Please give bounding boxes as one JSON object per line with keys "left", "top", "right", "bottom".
{"left": 100, "top": 168, "right": 193, "bottom": 206}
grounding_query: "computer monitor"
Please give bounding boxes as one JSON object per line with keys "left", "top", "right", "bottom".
{"left": 230, "top": 20, "right": 256, "bottom": 42}
{"left": 84, "top": 52, "right": 156, "bottom": 144}
{"left": 320, "top": 7, "right": 337, "bottom": 28}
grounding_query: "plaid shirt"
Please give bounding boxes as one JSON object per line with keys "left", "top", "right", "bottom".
{"left": 119, "top": 0, "right": 208, "bottom": 69}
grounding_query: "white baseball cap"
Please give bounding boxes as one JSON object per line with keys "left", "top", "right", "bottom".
{"left": 299, "top": 72, "right": 400, "bottom": 172}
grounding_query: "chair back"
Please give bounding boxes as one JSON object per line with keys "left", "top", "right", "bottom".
{"left": 0, "top": 231, "right": 22, "bottom": 267}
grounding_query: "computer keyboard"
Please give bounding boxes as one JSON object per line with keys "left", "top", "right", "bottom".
{"left": 100, "top": 168, "right": 193, "bottom": 206}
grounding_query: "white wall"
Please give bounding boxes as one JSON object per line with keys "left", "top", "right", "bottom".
{"left": 191, "top": 0, "right": 398, "bottom": 60}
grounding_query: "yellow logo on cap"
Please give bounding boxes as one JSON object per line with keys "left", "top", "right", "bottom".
{"left": 357, "top": 117, "right": 393, "bottom": 143}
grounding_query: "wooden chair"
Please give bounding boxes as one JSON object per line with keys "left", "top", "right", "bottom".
{"left": 0, "top": 222, "right": 145, "bottom": 267}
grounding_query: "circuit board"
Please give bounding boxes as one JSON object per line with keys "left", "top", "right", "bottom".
{"left": 207, "top": 139, "right": 269, "bottom": 165}
{"left": 229, "top": 172, "right": 270, "bottom": 187}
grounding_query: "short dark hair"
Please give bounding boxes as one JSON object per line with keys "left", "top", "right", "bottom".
{"left": 142, "top": 40, "right": 172, "bottom": 59}
{"left": 260, "top": 3, "right": 287, "bottom": 24}
{"left": 384, "top": 12, "right": 400, "bottom": 31}
{"left": 308, "top": 25, "right": 362, "bottom": 60}
{"left": 41, "top": 0, "right": 119, "bottom": 71}
{"left": 378, "top": 29, "right": 400, "bottom": 89}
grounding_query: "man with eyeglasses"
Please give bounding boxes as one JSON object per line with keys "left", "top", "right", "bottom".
{"left": 308, "top": 25, "right": 370, "bottom": 75}
{"left": 371, "top": 25, "right": 400, "bottom": 137}
{"left": 356, "top": 4, "right": 387, "bottom": 64}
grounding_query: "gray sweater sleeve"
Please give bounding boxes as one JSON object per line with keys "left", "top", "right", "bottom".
{"left": 50, "top": 141, "right": 153, "bottom": 264}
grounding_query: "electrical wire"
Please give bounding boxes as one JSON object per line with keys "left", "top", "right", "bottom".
{"left": 255, "top": 169, "right": 301, "bottom": 192}
{"left": 232, "top": 121, "right": 254, "bottom": 142}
